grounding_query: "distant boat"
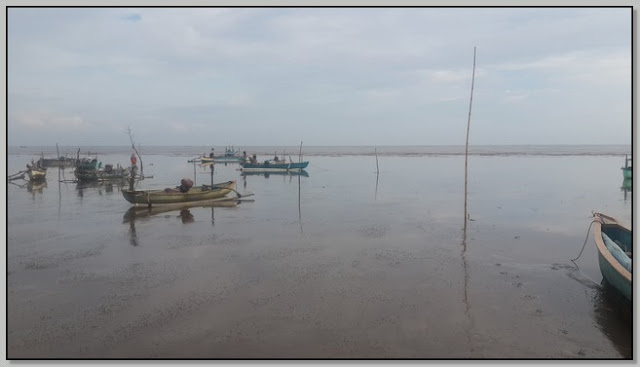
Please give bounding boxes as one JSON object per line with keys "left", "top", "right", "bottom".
{"left": 241, "top": 158, "right": 309, "bottom": 172}
{"left": 621, "top": 155, "right": 631, "bottom": 180}
{"left": 122, "top": 180, "right": 237, "bottom": 206}
{"left": 593, "top": 212, "right": 632, "bottom": 301}
{"left": 189, "top": 147, "right": 245, "bottom": 164}
{"left": 39, "top": 156, "right": 76, "bottom": 168}
{"left": 242, "top": 170, "right": 309, "bottom": 178}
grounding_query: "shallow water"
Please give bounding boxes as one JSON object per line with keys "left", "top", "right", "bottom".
{"left": 6, "top": 147, "right": 633, "bottom": 358}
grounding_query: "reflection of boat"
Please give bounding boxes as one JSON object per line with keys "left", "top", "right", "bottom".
{"left": 122, "top": 199, "right": 239, "bottom": 223}
{"left": 621, "top": 178, "right": 631, "bottom": 201}
{"left": 621, "top": 177, "right": 631, "bottom": 190}
{"left": 242, "top": 170, "right": 309, "bottom": 178}
{"left": 27, "top": 180, "right": 47, "bottom": 193}
{"left": 592, "top": 277, "right": 632, "bottom": 358}
{"left": 593, "top": 213, "right": 632, "bottom": 301}
{"left": 241, "top": 159, "right": 309, "bottom": 172}
{"left": 122, "top": 180, "right": 237, "bottom": 206}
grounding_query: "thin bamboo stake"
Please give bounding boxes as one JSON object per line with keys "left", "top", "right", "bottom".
{"left": 464, "top": 47, "right": 477, "bottom": 229}
{"left": 299, "top": 141, "right": 303, "bottom": 163}
{"left": 375, "top": 147, "right": 379, "bottom": 174}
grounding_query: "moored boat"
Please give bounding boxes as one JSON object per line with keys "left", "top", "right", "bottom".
{"left": 240, "top": 159, "right": 309, "bottom": 172}
{"left": 75, "top": 158, "right": 130, "bottom": 182}
{"left": 39, "top": 156, "right": 76, "bottom": 168}
{"left": 621, "top": 155, "right": 631, "bottom": 180}
{"left": 593, "top": 212, "right": 632, "bottom": 301}
{"left": 26, "top": 161, "right": 47, "bottom": 182}
{"left": 122, "top": 180, "right": 237, "bottom": 206}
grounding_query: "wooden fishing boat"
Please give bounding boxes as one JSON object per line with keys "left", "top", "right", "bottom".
{"left": 75, "top": 158, "right": 130, "bottom": 182}
{"left": 593, "top": 212, "right": 632, "bottom": 301}
{"left": 122, "top": 180, "right": 237, "bottom": 206}
{"left": 26, "top": 161, "right": 47, "bottom": 182}
{"left": 240, "top": 160, "right": 309, "bottom": 172}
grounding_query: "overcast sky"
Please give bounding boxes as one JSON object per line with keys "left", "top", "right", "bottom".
{"left": 7, "top": 7, "right": 631, "bottom": 146}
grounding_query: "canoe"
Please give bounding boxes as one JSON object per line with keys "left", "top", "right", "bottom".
{"left": 240, "top": 160, "right": 309, "bottom": 172}
{"left": 122, "top": 180, "right": 237, "bottom": 206}
{"left": 593, "top": 212, "right": 632, "bottom": 301}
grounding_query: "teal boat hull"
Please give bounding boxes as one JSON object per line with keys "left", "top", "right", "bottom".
{"left": 593, "top": 213, "right": 632, "bottom": 301}
{"left": 241, "top": 161, "right": 309, "bottom": 172}
{"left": 622, "top": 167, "right": 632, "bottom": 179}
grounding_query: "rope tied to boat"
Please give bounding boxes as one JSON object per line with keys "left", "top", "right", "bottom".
{"left": 571, "top": 219, "right": 599, "bottom": 262}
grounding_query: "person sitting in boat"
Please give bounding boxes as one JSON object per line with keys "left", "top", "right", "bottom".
{"left": 250, "top": 154, "right": 257, "bottom": 164}
{"left": 273, "top": 155, "right": 279, "bottom": 163}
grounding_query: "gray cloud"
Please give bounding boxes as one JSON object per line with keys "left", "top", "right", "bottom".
{"left": 7, "top": 7, "right": 631, "bottom": 146}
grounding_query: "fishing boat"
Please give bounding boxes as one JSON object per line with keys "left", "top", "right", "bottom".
{"left": 621, "top": 155, "right": 631, "bottom": 180}
{"left": 593, "top": 212, "right": 632, "bottom": 301}
{"left": 189, "top": 147, "right": 245, "bottom": 163}
{"left": 242, "top": 170, "right": 309, "bottom": 178}
{"left": 122, "top": 180, "right": 238, "bottom": 206}
{"left": 240, "top": 157, "right": 309, "bottom": 172}
{"left": 75, "top": 159, "right": 130, "bottom": 183}
{"left": 39, "top": 156, "right": 76, "bottom": 168}
{"left": 36, "top": 145, "right": 76, "bottom": 168}
{"left": 26, "top": 161, "right": 47, "bottom": 182}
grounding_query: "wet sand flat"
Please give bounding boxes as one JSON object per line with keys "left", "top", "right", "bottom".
{"left": 6, "top": 149, "right": 632, "bottom": 358}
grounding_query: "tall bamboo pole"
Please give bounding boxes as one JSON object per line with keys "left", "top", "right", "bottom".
{"left": 464, "top": 47, "right": 477, "bottom": 228}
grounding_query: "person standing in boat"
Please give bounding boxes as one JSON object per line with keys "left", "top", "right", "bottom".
{"left": 129, "top": 153, "right": 138, "bottom": 190}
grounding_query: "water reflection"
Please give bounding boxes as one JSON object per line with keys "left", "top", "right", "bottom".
{"left": 76, "top": 180, "right": 125, "bottom": 198}
{"left": 122, "top": 200, "right": 239, "bottom": 225}
{"left": 123, "top": 200, "right": 240, "bottom": 247}
{"left": 620, "top": 178, "right": 631, "bottom": 201}
{"left": 592, "top": 283, "right": 632, "bottom": 358}
{"left": 27, "top": 181, "right": 47, "bottom": 194}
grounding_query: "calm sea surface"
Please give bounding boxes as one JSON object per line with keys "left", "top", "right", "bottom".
{"left": 6, "top": 145, "right": 633, "bottom": 358}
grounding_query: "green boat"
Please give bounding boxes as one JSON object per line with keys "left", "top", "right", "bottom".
{"left": 621, "top": 155, "right": 632, "bottom": 180}
{"left": 593, "top": 212, "right": 632, "bottom": 301}
{"left": 122, "top": 180, "right": 237, "bottom": 206}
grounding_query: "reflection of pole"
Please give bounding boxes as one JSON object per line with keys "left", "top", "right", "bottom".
{"left": 298, "top": 173, "right": 303, "bottom": 233}
{"left": 129, "top": 220, "right": 138, "bottom": 246}
{"left": 193, "top": 160, "right": 197, "bottom": 186}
